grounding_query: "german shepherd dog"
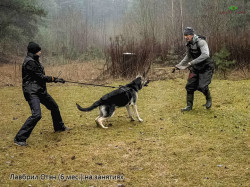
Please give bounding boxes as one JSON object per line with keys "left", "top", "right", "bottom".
{"left": 76, "top": 76, "right": 149, "bottom": 129}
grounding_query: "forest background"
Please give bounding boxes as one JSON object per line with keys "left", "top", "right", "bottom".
{"left": 0, "top": 0, "right": 249, "bottom": 79}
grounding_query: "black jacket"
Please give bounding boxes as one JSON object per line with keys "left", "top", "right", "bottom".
{"left": 22, "top": 53, "right": 53, "bottom": 100}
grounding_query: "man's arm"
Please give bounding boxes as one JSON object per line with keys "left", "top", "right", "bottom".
{"left": 25, "top": 61, "right": 53, "bottom": 82}
{"left": 190, "top": 40, "right": 209, "bottom": 65}
{"left": 177, "top": 51, "right": 192, "bottom": 66}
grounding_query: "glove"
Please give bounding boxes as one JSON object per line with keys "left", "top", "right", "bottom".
{"left": 54, "top": 77, "right": 65, "bottom": 83}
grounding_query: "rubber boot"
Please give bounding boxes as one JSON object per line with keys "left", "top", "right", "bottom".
{"left": 203, "top": 90, "right": 212, "bottom": 109}
{"left": 181, "top": 93, "right": 194, "bottom": 112}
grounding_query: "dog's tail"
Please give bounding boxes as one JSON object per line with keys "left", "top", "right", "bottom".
{"left": 76, "top": 100, "right": 101, "bottom": 112}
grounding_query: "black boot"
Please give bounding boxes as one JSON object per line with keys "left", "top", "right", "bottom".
{"left": 181, "top": 93, "right": 194, "bottom": 112}
{"left": 203, "top": 90, "right": 212, "bottom": 109}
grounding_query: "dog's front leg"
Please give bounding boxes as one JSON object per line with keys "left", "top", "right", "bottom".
{"left": 132, "top": 105, "right": 143, "bottom": 122}
{"left": 126, "top": 105, "right": 135, "bottom": 121}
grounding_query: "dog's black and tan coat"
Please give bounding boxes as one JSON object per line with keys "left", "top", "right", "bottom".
{"left": 76, "top": 76, "right": 149, "bottom": 128}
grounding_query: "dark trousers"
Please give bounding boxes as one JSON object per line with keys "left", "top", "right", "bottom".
{"left": 15, "top": 93, "right": 65, "bottom": 142}
{"left": 185, "top": 67, "right": 213, "bottom": 94}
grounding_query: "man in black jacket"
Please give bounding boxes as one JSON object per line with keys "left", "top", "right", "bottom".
{"left": 14, "top": 42, "right": 70, "bottom": 146}
{"left": 175, "top": 27, "right": 214, "bottom": 112}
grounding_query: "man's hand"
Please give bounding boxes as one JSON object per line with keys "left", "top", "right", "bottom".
{"left": 54, "top": 77, "right": 65, "bottom": 83}
{"left": 172, "top": 66, "right": 180, "bottom": 73}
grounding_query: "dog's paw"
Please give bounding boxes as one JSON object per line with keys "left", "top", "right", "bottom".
{"left": 138, "top": 118, "right": 143, "bottom": 122}
{"left": 99, "top": 123, "right": 108, "bottom": 129}
{"left": 130, "top": 117, "right": 135, "bottom": 121}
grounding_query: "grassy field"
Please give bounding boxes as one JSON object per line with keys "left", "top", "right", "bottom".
{"left": 0, "top": 79, "right": 249, "bottom": 186}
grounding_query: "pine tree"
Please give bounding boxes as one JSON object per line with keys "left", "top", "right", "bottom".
{"left": 0, "top": 0, "right": 46, "bottom": 54}
{"left": 213, "top": 45, "right": 236, "bottom": 79}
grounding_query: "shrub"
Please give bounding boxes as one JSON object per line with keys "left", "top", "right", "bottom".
{"left": 213, "top": 45, "right": 236, "bottom": 78}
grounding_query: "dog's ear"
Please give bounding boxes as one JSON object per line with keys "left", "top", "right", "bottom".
{"left": 136, "top": 74, "right": 142, "bottom": 79}
{"left": 142, "top": 72, "right": 148, "bottom": 83}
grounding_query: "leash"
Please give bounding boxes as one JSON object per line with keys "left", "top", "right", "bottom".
{"left": 64, "top": 80, "right": 118, "bottom": 88}
{"left": 57, "top": 71, "right": 117, "bottom": 88}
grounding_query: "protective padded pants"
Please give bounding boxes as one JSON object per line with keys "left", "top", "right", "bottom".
{"left": 185, "top": 67, "right": 213, "bottom": 94}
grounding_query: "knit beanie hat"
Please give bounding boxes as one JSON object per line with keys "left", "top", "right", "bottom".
{"left": 27, "top": 42, "right": 41, "bottom": 54}
{"left": 184, "top": 27, "right": 194, "bottom": 35}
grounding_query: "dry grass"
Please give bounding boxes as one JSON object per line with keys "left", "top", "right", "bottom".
{"left": 0, "top": 60, "right": 106, "bottom": 87}
{"left": 1, "top": 60, "right": 249, "bottom": 87}
{"left": 45, "top": 60, "right": 106, "bottom": 82}
{"left": 0, "top": 76, "right": 249, "bottom": 186}
{"left": 0, "top": 61, "right": 250, "bottom": 186}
